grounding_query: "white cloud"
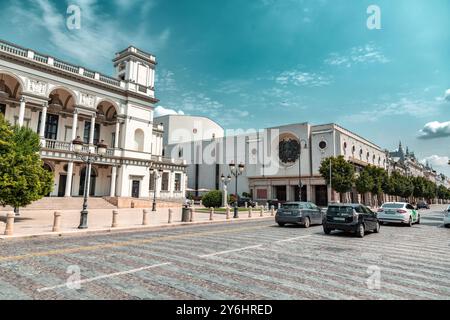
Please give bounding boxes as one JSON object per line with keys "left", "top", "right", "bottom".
{"left": 325, "top": 43, "right": 389, "bottom": 68}
{"left": 420, "top": 155, "right": 449, "bottom": 167}
{"left": 154, "top": 106, "right": 184, "bottom": 118}
{"left": 275, "top": 69, "right": 332, "bottom": 87}
{"left": 445, "top": 89, "right": 450, "bottom": 101}
{"left": 343, "top": 97, "right": 440, "bottom": 123}
{"left": 4, "top": 0, "right": 169, "bottom": 69}
{"left": 418, "top": 121, "right": 450, "bottom": 140}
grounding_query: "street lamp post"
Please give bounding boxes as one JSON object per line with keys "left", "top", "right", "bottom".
{"left": 297, "top": 139, "right": 308, "bottom": 202}
{"left": 229, "top": 162, "right": 245, "bottom": 218}
{"left": 151, "top": 168, "right": 163, "bottom": 212}
{"left": 72, "top": 136, "right": 107, "bottom": 229}
{"left": 221, "top": 173, "right": 232, "bottom": 208}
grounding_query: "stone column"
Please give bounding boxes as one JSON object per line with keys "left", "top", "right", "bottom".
{"left": 65, "top": 162, "right": 74, "bottom": 197}
{"left": 114, "top": 120, "right": 120, "bottom": 149}
{"left": 110, "top": 166, "right": 117, "bottom": 197}
{"left": 39, "top": 102, "right": 48, "bottom": 140}
{"left": 169, "top": 171, "right": 174, "bottom": 198}
{"left": 18, "top": 97, "right": 26, "bottom": 127}
{"left": 89, "top": 114, "right": 96, "bottom": 145}
{"left": 71, "top": 109, "right": 78, "bottom": 142}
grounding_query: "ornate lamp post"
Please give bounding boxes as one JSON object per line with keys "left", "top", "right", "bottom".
{"left": 221, "top": 173, "right": 232, "bottom": 208}
{"left": 229, "top": 162, "right": 245, "bottom": 218}
{"left": 152, "top": 168, "right": 164, "bottom": 212}
{"left": 72, "top": 136, "right": 107, "bottom": 229}
{"left": 297, "top": 139, "right": 308, "bottom": 202}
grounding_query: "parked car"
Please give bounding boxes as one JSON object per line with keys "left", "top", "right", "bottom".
{"left": 267, "top": 199, "right": 285, "bottom": 209}
{"left": 323, "top": 203, "right": 380, "bottom": 238}
{"left": 237, "top": 197, "right": 256, "bottom": 208}
{"left": 416, "top": 201, "right": 430, "bottom": 210}
{"left": 444, "top": 205, "right": 450, "bottom": 228}
{"left": 377, "top": 202, "right": 420, "bottom": 226}
{"left": 276, "top": 202, "right": 323, "bottom": 228}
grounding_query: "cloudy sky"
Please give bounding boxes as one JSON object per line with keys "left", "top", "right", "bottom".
{"left": 0, "top": 0, "right": 449, "bottom": 174}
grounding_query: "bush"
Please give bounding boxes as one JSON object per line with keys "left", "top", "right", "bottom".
{"left": 202, "top": 190, "right": 223, "bottom": 208}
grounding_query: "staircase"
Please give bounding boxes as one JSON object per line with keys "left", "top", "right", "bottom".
{"left": 1, "top": 197, "right": 117, "bottom": 211}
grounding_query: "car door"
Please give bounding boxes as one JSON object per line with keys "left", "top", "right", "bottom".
{"left": 407, "top": 204, "right": 417, "bottom": 222}
{"left": 360, "top": 205, "right": 375, "bottom": 229}
{"left": 309, "top": 203, "right": 321, "bottom": 224}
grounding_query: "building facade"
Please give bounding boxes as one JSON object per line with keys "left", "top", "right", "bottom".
{"left": 163, "top": 117, "right": 388, "bottom": 206}
{"left": 0, "top": 39, "right": 187, "bottom": 202}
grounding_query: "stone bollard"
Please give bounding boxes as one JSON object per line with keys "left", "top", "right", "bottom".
{"left": 248, "top": 207, "right": 253, "bottom": 218}
{"left": 111, "top": 210, "right": 119, "bottom": 228}
{"left": 271, "top": 205, "right": 275, "bottom": 216}
{"left": 142, "top": 209, "right": 149, "bottom": 225}
{"left": 168, "top": 208, "right": 173, "bottom": 224}
{"left": 226, "top": 206, "right": 231, "bottom": 220}
{"left": 52, "top": 211, "right": 62, "bottom": 232}
{"left": 209, "top": 207, "right": 214, "bottom": 221}
{"left": 4, "top": 212, "right": 15, "bottom": 236}
{"left": 260, "top": 206, "right": 264, "bottom": 217}
{"left": 189, "top": 207, "right": 194, "bottom": 222}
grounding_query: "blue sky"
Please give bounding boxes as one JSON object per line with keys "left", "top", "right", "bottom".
{"left": 0, "top": 0, "right": 449, "bottom": 174}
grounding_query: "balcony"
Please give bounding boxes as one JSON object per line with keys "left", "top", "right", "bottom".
{"left": 42, "top": 139, "right": 114, "bottom": 156}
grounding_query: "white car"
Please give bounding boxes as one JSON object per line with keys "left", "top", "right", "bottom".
{"left": 377, "top": 202, "right": 420, "bottom": 226}
{"left": 444, "top": 206, "right": 450, "bottom": 228}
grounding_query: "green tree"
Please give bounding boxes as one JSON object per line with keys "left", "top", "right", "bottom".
{"left": 365, "top": 165, "right": 387, "bottom": 206}
{"left": 319, "top": 156, "right": 355, "bottom": 203}
{"left": 355, "top": 168, "right": 374, "bottom": 205}
{"left": 0, "top": 114, "right": 53, "bottom": 211}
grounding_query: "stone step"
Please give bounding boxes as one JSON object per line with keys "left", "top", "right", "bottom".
{"left": 1, "top": 197, "right": 117, "bottom": 211}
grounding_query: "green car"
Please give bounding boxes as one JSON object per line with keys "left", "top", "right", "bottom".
{"left": 377, "top": 202, "right": 420, "bottom": 226}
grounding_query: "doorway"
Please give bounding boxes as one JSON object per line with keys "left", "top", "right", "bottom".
{"left": 58, "top": 175, "right": 67, "bottom": 197}
{"left": 274, "top": 186, "right": 287, "bottom": 202}
{"left": 132, "top": 180, "right": 140, "bottom": 198}
{"left": 79, "top": 167, "right": 97, "bottom": 196}
{"left": 315, "top": 185, "right": 328, "bottom": 207}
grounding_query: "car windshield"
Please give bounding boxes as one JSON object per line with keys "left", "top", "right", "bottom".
{"left": 282, "top": 203, "right": 304, "bottom": 209}
{"left": 382, "top": 203, "right": 405, "bottom": 209}
{"left": 327, "top": 206, "right": 353, "bottom": 216}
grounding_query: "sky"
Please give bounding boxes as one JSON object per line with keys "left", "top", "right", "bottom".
{"left": 0, "top": 0, "right": 449, "bottom": 174}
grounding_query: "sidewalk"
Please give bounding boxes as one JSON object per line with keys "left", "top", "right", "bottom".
{"left": 0, "top": 206, "right": 274, "bottom": 240}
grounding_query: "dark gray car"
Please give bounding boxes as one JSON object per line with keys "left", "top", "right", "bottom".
{"left": 275, "top": 202, "right": 323, "bottom": 228}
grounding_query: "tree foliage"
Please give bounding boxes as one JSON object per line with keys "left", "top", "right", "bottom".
{"left": 319, "top": 156, "right": 355, "bottom": 201}
{"left": 201, "top": 190, "right": 224, "bottom": 208}
{"left": 0, "top": 114, "right": 53, "bottom": 209}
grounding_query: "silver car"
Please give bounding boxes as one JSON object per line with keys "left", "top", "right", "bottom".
{"left": 275, "top": 202, "right": 323, "bottom": 228}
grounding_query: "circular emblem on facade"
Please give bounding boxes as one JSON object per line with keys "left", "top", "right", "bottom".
{"left": 193, "top": 128, "right": 198, "bottom": 134}
{"left": 279, "top": 136, "right": 300, "bottom": 164}
{"left": 319, "top": 140, "right": 327, "bottom": 150}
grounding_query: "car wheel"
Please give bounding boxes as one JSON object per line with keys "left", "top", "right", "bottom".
{"left": 278, "top": 222, "right": 285, "bottom": 227}
{"left": 444, "top": 224, "right": 450, "bottom": 229}
{"left": 357, "top": 224, "right": 365, "bottom": 238}
{"left": 323, "top": 227, "right": 332, "bottom": 235}
{"left": 407, "top": 217, "right": 413, "bottom": 227}
{"left": 379, "top": 221, "right": 385, "bottom": 225}
{"left": 373, "top": 221, "right": 380, "bottom": 233}
{"left": 303, "top": 217, "right": 311, "bottom": 228}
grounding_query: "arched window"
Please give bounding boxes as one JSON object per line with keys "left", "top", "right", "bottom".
{"left": 134, "top": 129, "right": 144, "bottom": 152}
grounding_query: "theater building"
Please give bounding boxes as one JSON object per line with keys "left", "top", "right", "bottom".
{"left": 162, "top": 116, "right": 388, "bottom": 207}
{"left": 0, "top": 39, "right": 187, "bottom": 203}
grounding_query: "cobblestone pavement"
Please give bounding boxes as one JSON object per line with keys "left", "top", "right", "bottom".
{"left": 0, "top": 207, "right": 449, "bottom": 300}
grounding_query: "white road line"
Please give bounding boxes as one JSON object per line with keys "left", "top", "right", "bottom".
{"left": 199, "top": 245, "right": 263, "bottom": 258}
{"left": 275, "top": 235, "right": 312, "bottom": 243}
{"left": 37, "top": 262, "right": 171, "bottom": 293}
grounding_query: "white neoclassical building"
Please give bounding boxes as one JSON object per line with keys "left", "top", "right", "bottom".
{"left": 0, "top": 39, "right": 187, "bottom": 204}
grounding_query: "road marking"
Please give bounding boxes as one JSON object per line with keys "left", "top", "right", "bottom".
{"left": 37, "top": 262, "right": 171, "bottom": 293}
{"left": 199, "top": 245, "right": 263, "bottom": 258}
{"left": 0, "top": 225, "right": 268, "bottom": 263}
{"left": 275, "top": 235, "right": 312, "bottom": 243}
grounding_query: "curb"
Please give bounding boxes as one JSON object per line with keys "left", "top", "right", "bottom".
{"left": 0, "top": 215, "right": 274, "bottom": 241}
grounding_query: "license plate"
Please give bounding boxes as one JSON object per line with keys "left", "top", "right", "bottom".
{"left": 333, "top": 217, "right": 345, "bottom": 221}
{"left": 385, "top": 210, "right": 395, "bottom": 214}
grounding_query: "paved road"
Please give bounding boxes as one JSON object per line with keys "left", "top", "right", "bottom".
{"left": 0, "top": 207, "right": 449, "bottom": 300}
